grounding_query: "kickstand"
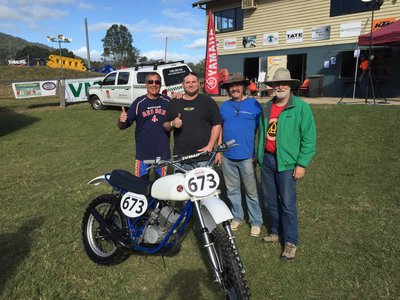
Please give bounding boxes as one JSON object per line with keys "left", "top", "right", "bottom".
{"left": 161, "top": 255, "right": 167, "bottom": 269}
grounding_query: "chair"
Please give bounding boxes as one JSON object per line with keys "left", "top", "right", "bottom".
{"left": 298, "top": 79, "right": 310, "bottom": 96}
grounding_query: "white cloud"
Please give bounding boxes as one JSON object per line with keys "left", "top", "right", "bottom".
{"left": 142, "top": 50, "right": 203, "bottom": 64}
{"left": 78, "top": 1, "right": 95, "bottom": 10}
{"left": 162, "top": 8, "right": 193, "bottom": 19}
{"left": 184, "top": 38, "right": 206, "bottom": 49}
{"left": 73, "top": 46, "right": 102, "bottom": 61}
{"left": 0, "top": 22, "right": 18, "bottom": 31}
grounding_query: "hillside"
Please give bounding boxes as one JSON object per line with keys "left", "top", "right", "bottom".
{"left": 0, "top": 32, "right": 55, "bottom": 62}
{"left": 0, "top": 66, "right": 104, "bottom": 99}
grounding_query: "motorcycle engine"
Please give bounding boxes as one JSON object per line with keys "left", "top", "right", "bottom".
{"left": 143, "top": 206, "right": 180, "bottom": 244}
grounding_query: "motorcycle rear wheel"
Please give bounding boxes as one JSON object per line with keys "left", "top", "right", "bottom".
{"left": 82, "top": 194, "right": 129, "bottom": 265}
{"left": 210, "top": 227, "right": 250, "bottom": 300}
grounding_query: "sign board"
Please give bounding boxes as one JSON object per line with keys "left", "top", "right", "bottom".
{"left": 340, "top": 22, "right": 362, "bottom": 38}
{"left": 65, "top": 77, "right": 103, "bottom": 103}
{"left": 312, "top": 25, "right": 331, "bottom": 41}
{"left": 266, "top": 55, "right": 287, "bottom": 82}
{"left": 12, "top": 81, "right": 57, "bottom": 99}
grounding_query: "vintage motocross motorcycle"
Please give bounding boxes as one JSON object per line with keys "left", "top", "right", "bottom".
{"left": 81, "top": 140, "right": 250, "bottom": 299}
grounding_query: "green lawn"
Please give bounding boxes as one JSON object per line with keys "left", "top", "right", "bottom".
{"left": 0, "top": 97, "right": 399, "bottom": 299}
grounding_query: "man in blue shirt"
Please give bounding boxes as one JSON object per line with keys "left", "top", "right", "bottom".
{"left": 215, "top": 72, "right": 263, "bottom": 237}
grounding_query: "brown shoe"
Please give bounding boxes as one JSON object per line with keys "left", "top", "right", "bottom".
{"left": 262, "top": 234, "right": 279, "bottom": 243}
{"left": 250, "top": 226, "right": 261, "bottom": 237}
{"left": 230, "top": 220, "right": 241, "bottom": 231}
{"left": 280, "top": 242, "right": 297, "bottom": 261}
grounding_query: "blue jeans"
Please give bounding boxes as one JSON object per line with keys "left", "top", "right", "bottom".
{"left": 222, "top": 157, "right": 263, "bottom": 227}
{"left": 261, "top": 153, "right": 298, "bottom": 245}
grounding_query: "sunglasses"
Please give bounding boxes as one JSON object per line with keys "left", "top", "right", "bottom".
{"left": 147, "top": 80, "right": 161, "bottom": 85}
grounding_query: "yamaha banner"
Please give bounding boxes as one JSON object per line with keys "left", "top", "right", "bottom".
{"left": 205, "top": 9, "right": 219, "bottom": 95}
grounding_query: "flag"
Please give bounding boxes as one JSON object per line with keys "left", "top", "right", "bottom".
{"left": 205, "top": 9, "right": 219, "bottom": 95}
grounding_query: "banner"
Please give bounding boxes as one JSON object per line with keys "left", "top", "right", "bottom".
{"left": 65, "top": 77, "right": 103, "bottom": 103}
{"left": 12, "top": 81, "right": 57, "bottom": 99}
{"left": 205, "top": 9, "right": 219, "bottom": 95}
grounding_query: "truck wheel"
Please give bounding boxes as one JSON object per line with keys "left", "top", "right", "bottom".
{"left": 90, "top": 95, "right": 104, "bottom": 110}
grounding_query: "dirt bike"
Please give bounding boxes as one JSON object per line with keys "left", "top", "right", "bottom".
{"left": 81, "top": 140, "right": 250, "bottom": 299}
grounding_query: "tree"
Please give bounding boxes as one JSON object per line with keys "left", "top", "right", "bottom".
{"left": 15, "top": 45, "right": 50, "bottom": 62}
{"left": 188, "top": 59, "right": 206, "bottom": 78}
{"left": 49, "top": 48, "right": 75, "bottom": 58}
{"left": 102, "top": 24, "right": 140, "bottom": 67}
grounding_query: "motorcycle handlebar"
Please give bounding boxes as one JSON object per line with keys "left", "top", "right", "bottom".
{"left": 144, "top": 139, "right": 237, "bottom": 168}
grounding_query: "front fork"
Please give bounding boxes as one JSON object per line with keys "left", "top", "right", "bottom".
{"left": 192, "top": 200, "right": 223, "bottom": 284}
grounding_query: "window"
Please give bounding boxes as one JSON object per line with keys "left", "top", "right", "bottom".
{"left": 117, "top": 72, "right": 129, "bottom": 85}
{"left": 339, "top": 48, "right": 392, "bottom": 78}
{"left": 102, "top": 73, "right": 116, "bottom": 85}
{"left": 163, "top": 66, "right": 191, "bottom": 86}
{"left": 330, "top": 0, "right": 380, "bottom": 17}
{"left": 137, "top": 72, "right": 151, "bottom": 84}
{"left": 214, "top": 8, "right": 243, "bottom": 33}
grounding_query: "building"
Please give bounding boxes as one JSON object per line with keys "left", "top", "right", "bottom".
{"left": 192, "top": 0, "right": 400, "bottom": 98}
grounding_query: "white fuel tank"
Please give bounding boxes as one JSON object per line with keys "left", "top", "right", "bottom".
{"left": 151, "top": 173, "right": 190, "bottom": 201}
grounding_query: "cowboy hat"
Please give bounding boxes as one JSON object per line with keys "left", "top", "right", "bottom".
{"left": 264, "top": 68, "right": 300, "bottom": 89}
{"left": 221, "top": 72, "right": 250, "bottom": 89}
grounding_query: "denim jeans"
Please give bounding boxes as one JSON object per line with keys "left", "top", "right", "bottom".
{"left": 221, "top": 157, "right": 263, "bottom": 227}
{"left": 261, "top": 152, "right": 298, "bottom": 245}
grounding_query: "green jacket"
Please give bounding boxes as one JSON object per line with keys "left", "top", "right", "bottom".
{"left": 257, "top": 94, "right": 316, "bottom": 172}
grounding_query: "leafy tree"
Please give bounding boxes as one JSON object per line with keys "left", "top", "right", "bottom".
{"left": 49, "top": 48, "right": 75, "bottom": 58}
{"left": 15, "top": 45, "right": 50, "bottom": 62}
{"left": 102, "top": 24, "right": 140, "bottom": 67}
{"left": 188, "top": 59, "right": 205, "bottom": 78}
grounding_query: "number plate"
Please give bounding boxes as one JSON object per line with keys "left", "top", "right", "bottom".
{"left": 184, "top": 167, "right": 220, "bottom": 197}
{"left": 120, "top": 192, "right": 148, "bottom": 218}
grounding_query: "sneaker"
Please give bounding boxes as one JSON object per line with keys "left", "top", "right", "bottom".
{"left": 280, "top": 242, "right": 297, "bottom": 261}
{"left": 250, "top": 226, "right": 261, "bottom": 237}
{"left": 262, "top": 234, "right": 280, "bottom": 243}
{"left": 230, "top": 220, "right": 241, "bottom": 231}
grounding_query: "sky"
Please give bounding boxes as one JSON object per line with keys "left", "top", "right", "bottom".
{"left": 0, "top": 0, "right": 208, "bottom": 64}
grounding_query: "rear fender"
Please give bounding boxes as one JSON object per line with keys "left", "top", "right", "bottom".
{"left": 87, "top": 175, "right": 108, "bottom": 186}
{"left": 200, "top": 196, "right": 233, "bottom": 232}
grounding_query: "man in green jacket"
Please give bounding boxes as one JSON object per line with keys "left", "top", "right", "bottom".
{"left": 257, "top": 68, "right": 316, "bottom": 261}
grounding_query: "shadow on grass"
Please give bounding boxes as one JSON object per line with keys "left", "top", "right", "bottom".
{"left": 158, "top": 268, "right": 219, "bottom": 300}
{"left": 0, "top": 108, "right": 40, "bottom": 137}
{"left": 0, "top": 216, "right": 45, "bottom": 293}
{"left": 27, "top": 102, "right": 60, "bottom": 109}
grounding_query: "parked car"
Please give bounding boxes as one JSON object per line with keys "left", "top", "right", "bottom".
{"left": 88, "top": 61, "right": 191, "bottom": 110}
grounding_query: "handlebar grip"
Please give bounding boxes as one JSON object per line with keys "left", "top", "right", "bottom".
{"left": 143, "top": 159, "right": 156, "bottom": 164}
{"left": 225, "top": 139, "right": 236, "bottom": 147}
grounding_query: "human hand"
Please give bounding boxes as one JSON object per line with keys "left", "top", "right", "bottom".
{"left": 120, "top": 106, "right": 127, "bottom": 122}
{"left": 293, "top": 166, "right": 306, "bottom": 180}
{"left": 173, "top": 92, "right": 183, "bottom": 99}
{"left": 215, "top": 152, "right": 222, "bottom": 166}
{"left": 173, "top": 113, "right": 182, "bottom": 128}
{"left": 197, "top": 144, "right": 213, "bottom": 153}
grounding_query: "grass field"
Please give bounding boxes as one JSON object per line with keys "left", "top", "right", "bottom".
{"left": 1, "top": 94, "right": 399, "bottom": 299}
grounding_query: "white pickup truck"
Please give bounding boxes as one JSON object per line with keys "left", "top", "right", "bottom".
{"left": 87, "top": 61, "right": 191, "bottom": 110}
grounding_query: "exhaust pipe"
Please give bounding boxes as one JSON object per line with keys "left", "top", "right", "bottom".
{"left": 90, "top": 208, "right": 133, "bottom": 249}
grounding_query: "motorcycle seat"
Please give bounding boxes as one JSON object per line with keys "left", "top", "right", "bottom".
{"left": 109, "top": 169, "right": 152, "bottom": 196}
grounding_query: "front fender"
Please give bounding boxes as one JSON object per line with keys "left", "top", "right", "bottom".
{"left": 201, "top": 196, "right": 233, "bottom": 232}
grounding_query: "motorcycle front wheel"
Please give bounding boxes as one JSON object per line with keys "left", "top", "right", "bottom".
{"left": 210, "top": 227, "right": 250, "bottom": 300}
{"left": 82, "top": 194, "right": 129, "bottom": 265}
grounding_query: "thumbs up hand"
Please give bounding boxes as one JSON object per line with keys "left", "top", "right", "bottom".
{"left": 120, "top": 106, "right": 127, "bottom": 122}
{"left": 173, "top": 113, "right": 182, "bottom": 128}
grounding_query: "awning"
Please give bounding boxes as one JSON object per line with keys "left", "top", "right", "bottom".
{"left": 358, "top": 19, "right": 400, "bottom": 47}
